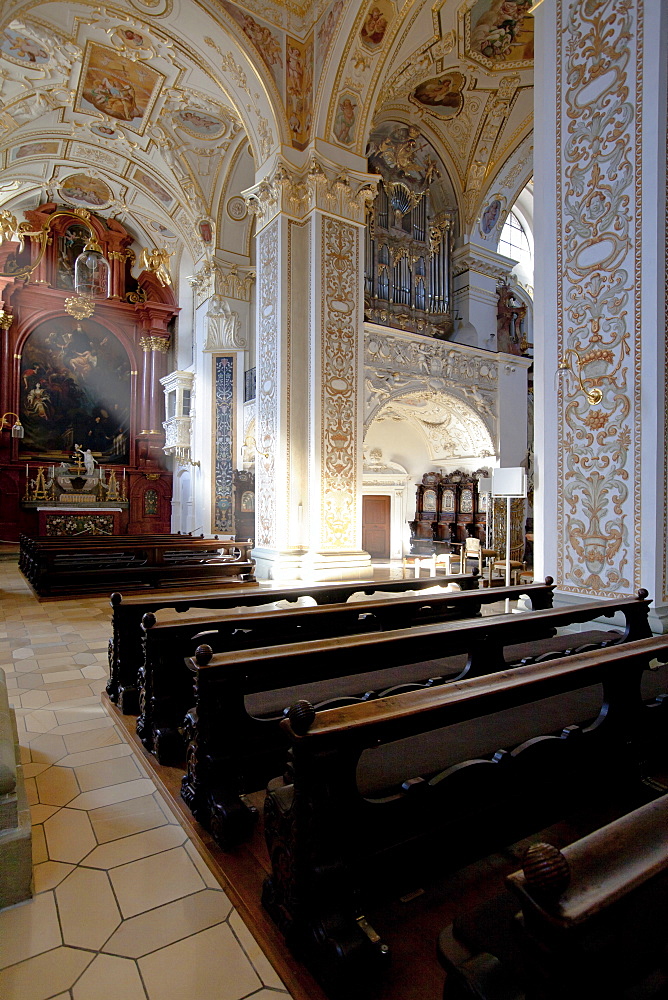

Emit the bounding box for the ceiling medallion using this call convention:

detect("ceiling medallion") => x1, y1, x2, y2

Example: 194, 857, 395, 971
227, 196, 248, 222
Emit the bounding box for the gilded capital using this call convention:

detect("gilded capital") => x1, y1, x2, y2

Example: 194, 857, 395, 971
243, 154, 379, 229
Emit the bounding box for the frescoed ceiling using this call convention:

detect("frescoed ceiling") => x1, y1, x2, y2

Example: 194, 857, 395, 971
0, 0, 534, 265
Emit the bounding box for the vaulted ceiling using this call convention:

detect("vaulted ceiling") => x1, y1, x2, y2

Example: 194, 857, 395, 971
0, 0, 534, 275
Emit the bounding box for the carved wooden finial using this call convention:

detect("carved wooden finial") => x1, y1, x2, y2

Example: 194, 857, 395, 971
522, 842, 570, 898
194, 644, 213, 665
110, 592, 122, 607
545, 576, 554, 586
142, 612, 156, 631
637, 588, 649, 601
287, 700, 316, 736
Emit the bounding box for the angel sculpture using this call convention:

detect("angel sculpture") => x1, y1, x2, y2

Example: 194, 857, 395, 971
139, 247, 174, 287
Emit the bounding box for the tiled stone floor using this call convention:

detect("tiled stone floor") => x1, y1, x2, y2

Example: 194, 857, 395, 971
0, 561, 292, 1000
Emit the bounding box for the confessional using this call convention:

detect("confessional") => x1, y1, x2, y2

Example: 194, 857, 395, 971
409, 471, 487, 556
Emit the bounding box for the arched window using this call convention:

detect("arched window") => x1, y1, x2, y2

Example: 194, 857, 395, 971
498, 211, 531, 263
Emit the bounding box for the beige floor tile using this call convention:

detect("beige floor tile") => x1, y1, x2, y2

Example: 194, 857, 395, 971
249, 991, 292, 999
24, 776, 38, 805
81, 665, 107, 679
53, 707, 106, 727
103, 888, 232, 959
89, 794, 170, 844
35, 766, 80, 806
32, 823, 48, 864
0, 891, 62, 967
54, 717, 115, 737
13, 659, 39, 672
35, 656, 77, 669
110, 846, 205, 918
58, 743, 134, 769
44, 807, 97, 863
72, 652, 97, 665
184, 840, 226, 890
19, 690, 51, 710
229, 910, 286, 991
30, 803, 59, 825
67, 777, 155, 812
83, 824, 187, 869
72, 953, 147, 1000
0, 946, 94, 1000
13, 647, 36, 659
138, 923, 261, 1000
33, 860, 76, 893
63, 726, 122, 754
46, 685, 94, 704
24, 709, 58, 734
56, 868, 121, 950
73, 755, 142, 792
27, 733, 68, 763
23, 761, 50, 779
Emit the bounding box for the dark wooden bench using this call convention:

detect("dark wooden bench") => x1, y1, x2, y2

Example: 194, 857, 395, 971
107, 571, 481, 713
19, 533, 255, 596
180, 591, 651, 849
139, 579, 557, 765
261, 635, 668, 994
438, 793, 668, 999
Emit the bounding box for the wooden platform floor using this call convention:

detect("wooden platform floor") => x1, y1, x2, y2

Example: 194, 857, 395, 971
107, 697, 665, 1000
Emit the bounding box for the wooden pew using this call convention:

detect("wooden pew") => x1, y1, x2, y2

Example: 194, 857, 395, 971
437, 793, 668, 1000
139, 579, 557, 765
180, 591, 651, 849
107, 571, 482, 713
261, 635, 668, 994
19, 532, 255, 596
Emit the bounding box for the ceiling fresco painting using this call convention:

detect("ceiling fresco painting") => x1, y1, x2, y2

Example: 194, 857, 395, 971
0, 0, 534, 271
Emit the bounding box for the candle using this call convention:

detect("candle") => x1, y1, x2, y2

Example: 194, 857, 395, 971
123, 468, 126, 480
25, 464, 28, 479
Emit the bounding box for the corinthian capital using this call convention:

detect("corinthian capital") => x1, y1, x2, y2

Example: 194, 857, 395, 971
243, 153, 379, 229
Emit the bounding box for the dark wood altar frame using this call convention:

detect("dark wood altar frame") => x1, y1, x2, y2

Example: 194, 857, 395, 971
0, 203, 179, 540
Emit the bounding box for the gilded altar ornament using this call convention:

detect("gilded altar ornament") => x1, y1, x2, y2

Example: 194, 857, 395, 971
64, 294, 96, 320
139, 247, 173, 286
0, 208, 111, 303
557, 349, 603, 406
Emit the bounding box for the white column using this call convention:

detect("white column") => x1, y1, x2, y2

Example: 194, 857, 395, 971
245, 153, 378, 580
534, 0, 668, 628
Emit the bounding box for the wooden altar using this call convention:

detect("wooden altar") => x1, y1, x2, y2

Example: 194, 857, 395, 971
0, 203, 178, 540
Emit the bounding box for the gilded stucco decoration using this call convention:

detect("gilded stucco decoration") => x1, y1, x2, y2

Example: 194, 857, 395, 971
557, 0, 640, 596
256, 220, 279, 549
189, 260, 255, 306
364, 327, 498, 442
320, 217, 360, 550
244, 155, 377, 229
373, 390, 496, 461
203, 295, 247, 351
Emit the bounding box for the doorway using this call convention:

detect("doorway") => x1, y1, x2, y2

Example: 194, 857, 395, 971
362, 494, 391, 558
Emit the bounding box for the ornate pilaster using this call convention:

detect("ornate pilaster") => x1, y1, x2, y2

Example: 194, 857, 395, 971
246, 153, 378, 580
534, 0, 667, 623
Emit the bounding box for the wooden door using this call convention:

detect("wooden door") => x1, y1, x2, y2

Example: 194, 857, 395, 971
362, 495, 391, 558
